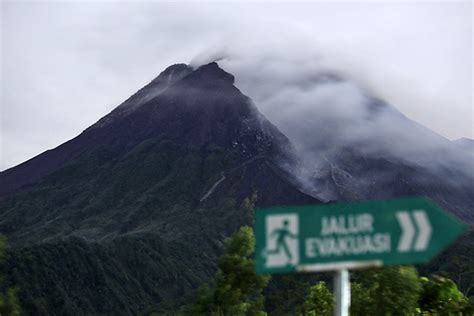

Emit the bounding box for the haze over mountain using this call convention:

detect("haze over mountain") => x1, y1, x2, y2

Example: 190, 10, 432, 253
0, 62, 472, 314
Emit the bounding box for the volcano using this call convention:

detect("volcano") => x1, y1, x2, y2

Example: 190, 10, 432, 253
0, 62, 320, 314
0, 62, 472, 315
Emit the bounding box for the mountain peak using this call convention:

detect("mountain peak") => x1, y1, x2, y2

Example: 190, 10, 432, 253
184, 62, 235, 85
151, 63, 193, 85
453, 137, 474, 152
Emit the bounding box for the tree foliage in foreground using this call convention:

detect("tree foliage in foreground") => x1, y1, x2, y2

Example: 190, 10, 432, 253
190, 227, 473, 316
352, 266, 421, 315
301, 267, 473, 316
193, 226, 270, 315
419, 275, 474, 315
265, 275, 315, 315
302, 281, 334, 316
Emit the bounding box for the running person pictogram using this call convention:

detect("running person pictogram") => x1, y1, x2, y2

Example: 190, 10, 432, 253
264, 219, 298, 263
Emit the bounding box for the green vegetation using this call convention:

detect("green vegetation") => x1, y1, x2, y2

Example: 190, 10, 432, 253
422, 229, 474, 297
0, 139, 249, 315
1, 136, 473, 315
193, 226, 270, 315
265, 275, 317, 315
351, 266, 422, 315
302, 282, 333, 316
190, 227, 474, 316
0, 132, 316, 315
419, 275, 473, 315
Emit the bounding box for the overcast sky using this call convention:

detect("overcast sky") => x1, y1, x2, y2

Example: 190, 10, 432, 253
1, 1, 472, 171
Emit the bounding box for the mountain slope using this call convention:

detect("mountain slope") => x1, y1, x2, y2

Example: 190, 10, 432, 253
272, 76, 474, 224
0, 62, 320, 315
0, 64, 193, 197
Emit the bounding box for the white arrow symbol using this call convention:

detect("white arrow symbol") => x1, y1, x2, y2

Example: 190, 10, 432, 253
396, 211, 415, 252
413, 210, 432, 251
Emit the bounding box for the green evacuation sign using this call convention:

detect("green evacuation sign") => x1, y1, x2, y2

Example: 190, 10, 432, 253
255, 198, 466, 274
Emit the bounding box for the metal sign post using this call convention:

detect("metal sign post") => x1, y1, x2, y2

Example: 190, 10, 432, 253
334, 269, 350, 316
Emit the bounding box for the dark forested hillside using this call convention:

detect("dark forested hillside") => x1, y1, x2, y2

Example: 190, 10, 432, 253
0, 63, 320, 315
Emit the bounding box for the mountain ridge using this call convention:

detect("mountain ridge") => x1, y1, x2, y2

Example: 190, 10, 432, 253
0, 62, 253, 197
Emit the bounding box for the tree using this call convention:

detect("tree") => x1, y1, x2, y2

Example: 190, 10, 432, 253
350, 282, 373, 316
190, 224, 473, 316
265, 275, 311, 315
193, 226, 270, 316
419, 275, 473, 315
302, 281, 334, 316
351, 266, 421, 315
